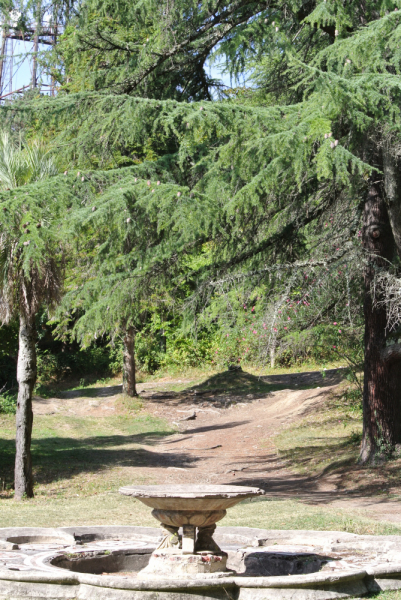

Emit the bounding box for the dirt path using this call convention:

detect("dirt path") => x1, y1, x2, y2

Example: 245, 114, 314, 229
32, 369, 401, 525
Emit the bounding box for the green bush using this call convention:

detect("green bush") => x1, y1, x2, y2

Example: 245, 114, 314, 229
0, 391, 17, 414
162, 336, 214, 369
36, 345, 123, 382
135, 331, 163, 373
276, 325, 363, 368
134, 324, 215, 373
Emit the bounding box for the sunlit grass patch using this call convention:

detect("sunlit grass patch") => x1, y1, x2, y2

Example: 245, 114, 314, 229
272, 382, 362, 476
0, 412, 175, 499
272, 382, 401, 496
273, 410, 362, 476
225, 497, 401, 536
1, 493, 400, 536
368, 593, 401, 600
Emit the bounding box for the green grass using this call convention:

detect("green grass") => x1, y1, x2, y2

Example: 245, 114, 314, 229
33, 361, 346, 399
1, 402, 398, 535
1, 494, 399, 535
0, 412, 175, 498
271, 382, 401, 500
272, 381, 363, 478
224, 497, 401, 535
1, 366, 399, 543
146, 360, 347, 381
273, 406, 362, 477
35, 375, 124, 399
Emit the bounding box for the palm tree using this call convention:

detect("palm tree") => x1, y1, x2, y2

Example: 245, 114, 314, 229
0, 130, 61, 499
0, 131, 58, 190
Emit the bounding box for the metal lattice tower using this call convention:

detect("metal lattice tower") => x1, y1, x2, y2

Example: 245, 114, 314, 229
0, 6, 60, 100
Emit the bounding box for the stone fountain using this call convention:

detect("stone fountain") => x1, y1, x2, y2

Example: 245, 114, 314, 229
3, 484, 401, 599
119, 484, 264, 578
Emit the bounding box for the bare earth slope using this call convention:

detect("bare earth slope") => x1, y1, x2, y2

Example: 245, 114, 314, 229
32, 369, 401, 525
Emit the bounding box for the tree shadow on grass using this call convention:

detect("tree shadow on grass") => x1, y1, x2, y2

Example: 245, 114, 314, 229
173, 368, 345, 403
36, 368, 346, 404
138, 370, 276, 406
258, 368, 345, 389
227, 431, 391, 502
276, 439, 358, 477
0, 430, 202, 489
188, 370, 277, 395
55, 385, 123, 399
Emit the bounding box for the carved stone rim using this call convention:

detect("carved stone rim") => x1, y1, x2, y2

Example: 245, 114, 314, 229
119, 484, 264, 499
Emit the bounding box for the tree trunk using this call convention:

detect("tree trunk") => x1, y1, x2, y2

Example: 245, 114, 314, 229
122, 326, 137, 397
31, 4, 41, 89
359, 181, 399, 463
0, 27, 8, 96
270, 347, 275, 369
382, 145, 401, 451
159, 329, 167, 354
383, 145, 401, 260
14, 313, 37, 500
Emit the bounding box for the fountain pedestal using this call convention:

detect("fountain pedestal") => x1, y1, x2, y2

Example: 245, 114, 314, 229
119, 484, 263, 578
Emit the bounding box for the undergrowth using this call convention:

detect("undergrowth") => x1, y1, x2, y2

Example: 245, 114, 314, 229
0, 391, 16, 414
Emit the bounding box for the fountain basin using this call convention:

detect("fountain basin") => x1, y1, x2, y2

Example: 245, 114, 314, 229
47, 545, 330, 578
2, 526, 401, 599
119, 484, 263, 562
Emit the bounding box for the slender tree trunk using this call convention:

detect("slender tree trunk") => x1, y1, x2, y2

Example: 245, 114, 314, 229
159, 329, 167, 354
0, 28, 7, 96
270, 347, 275, 369
122, 326, 137, 397
32, 30, 39, 89
359, 181, 398, 463
31, 2, 42, 89
14, 313, 37, 500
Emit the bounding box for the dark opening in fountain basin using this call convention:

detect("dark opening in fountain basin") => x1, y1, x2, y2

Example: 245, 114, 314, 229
50, 548, 153, 575
3, 534, 76, 551
230, 549, 332, 576
49, 547, 334, 577
7, 535, 73, 545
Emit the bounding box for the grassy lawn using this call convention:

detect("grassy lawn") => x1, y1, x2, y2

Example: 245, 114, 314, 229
2, 366, 347, 509
1, 493, 400, 535
158, 365, 347, 398
1, 367, 401, 541
0, 401, 400, 535
0, 411, 175, 500
2, 371, 401, 600
273, 383, 401, 496
273, 389, 362, 477
174, 369, 284, 395
144, 360, 349, 381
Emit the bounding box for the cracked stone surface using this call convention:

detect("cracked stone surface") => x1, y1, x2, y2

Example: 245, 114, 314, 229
2, 526, 401, 599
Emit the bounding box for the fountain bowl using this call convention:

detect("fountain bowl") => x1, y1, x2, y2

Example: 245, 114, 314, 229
119, 484, 264, 511
119, 484, 264, 528
119, 484, 264, 570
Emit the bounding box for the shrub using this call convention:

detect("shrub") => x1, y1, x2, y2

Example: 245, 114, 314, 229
36, 344, 123, 382
0, 391, 17, 414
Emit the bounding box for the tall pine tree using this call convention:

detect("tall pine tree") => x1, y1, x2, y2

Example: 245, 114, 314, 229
5, 0, 401, 465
